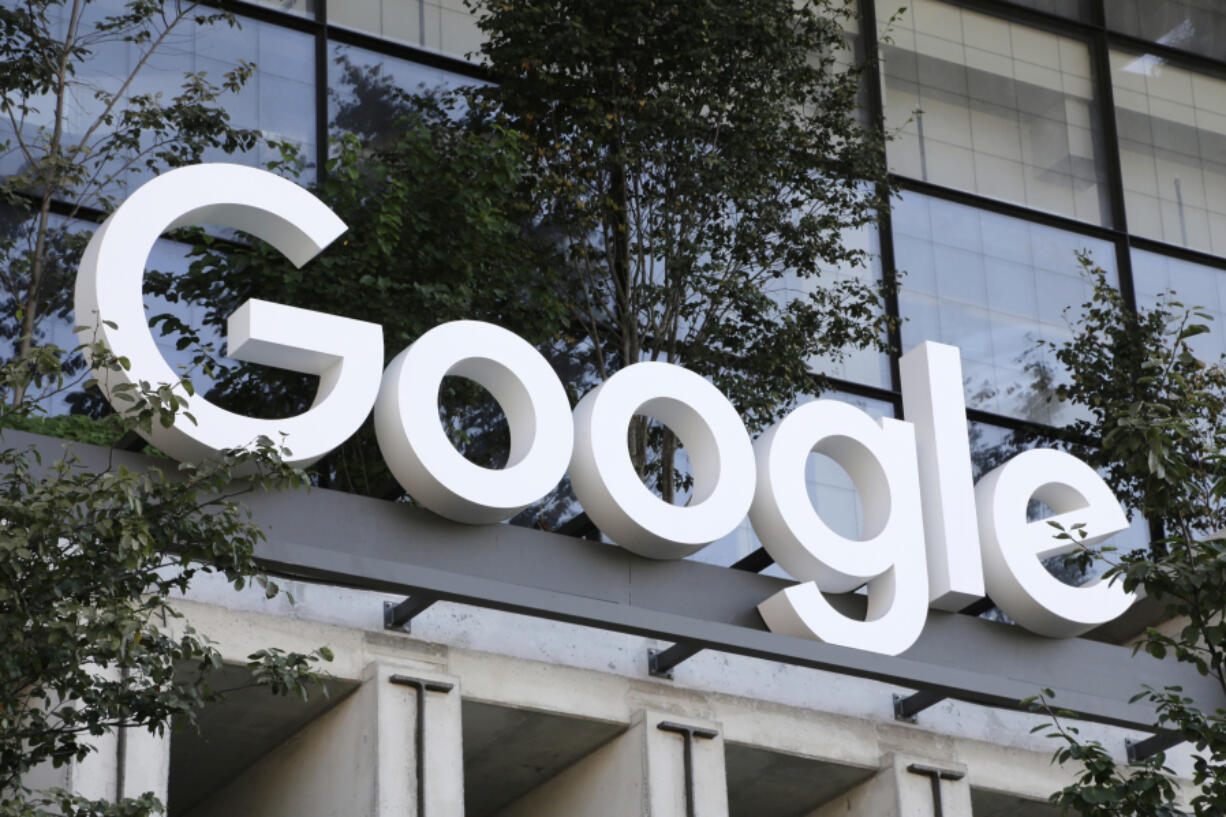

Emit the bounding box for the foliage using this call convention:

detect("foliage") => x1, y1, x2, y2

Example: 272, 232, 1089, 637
158, 59, 569, 501
0, 334, 331, 817
0, 0, 266, 402
468, 0, 894, 498
1029, 254, 1226, 815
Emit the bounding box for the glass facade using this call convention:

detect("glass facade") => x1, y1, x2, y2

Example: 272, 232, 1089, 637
1132, 247, 1226, 360
878, 0, 1110, 224
1003, 0, 1092, 20
893, 191, 1116, 425
0, 3, 317, 197
1107, 0, 1226, 64
701, 393, 895, 576
328, 41, 476, 143
10, 0, 1226, 575
1112, 50, 1226, 255
329, 0, 483, 59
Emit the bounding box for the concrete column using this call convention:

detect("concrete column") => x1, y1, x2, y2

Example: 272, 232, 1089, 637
119, 723, 172, 804
186, 661, 463, 817
45, 666, 171, 807
496, 709, 728, 817
21, 719, 169, 808
371, 662, 465, 817
807, 752, 971, 817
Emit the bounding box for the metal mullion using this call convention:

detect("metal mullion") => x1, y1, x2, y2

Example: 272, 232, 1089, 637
964, 405, 1073, 439
892, 176, 1124, 244
944, 0, 1099, 38
1085, 0, 1138, 314
817, 373, 901, 409
324, 21, 490, 82
858, 0, 906, 410
1105, 31, 1226, 84
314, 0, 329, 179
207, 0, 321, 34
1129, 236, 1226, 273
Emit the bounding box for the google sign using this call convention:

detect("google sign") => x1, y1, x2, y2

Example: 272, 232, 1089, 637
75, 164, 1135, 658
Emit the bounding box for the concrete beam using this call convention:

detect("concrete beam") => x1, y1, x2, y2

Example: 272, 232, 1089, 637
495, 710, 727, 817
8, 430, 1219, 733
807, 753, 971, 817
182, 662, 462, 817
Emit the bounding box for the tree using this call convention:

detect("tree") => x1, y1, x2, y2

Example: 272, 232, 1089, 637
468, 0, 894, 500
0, 0, 269, 404
1030, 255, 1226, 815
157, 58, 569, 501
0, 335, 331, 817
0, 4, 335, 813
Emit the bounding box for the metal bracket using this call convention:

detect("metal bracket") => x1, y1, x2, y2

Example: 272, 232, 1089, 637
893, 689, 948, 723
730, 546, 774, 572
389, 674, 454, 817
906, 763, 965, 817
384, 596, 436, 632
648, 643, 703, 679
658, 721, 719, 817
1126, 732, 1183, 763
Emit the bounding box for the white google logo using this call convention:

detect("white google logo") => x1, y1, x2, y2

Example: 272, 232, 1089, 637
75, 164, 1135, 657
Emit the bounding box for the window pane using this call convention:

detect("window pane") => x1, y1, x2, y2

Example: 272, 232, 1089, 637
893, 192, 1117, 425
878, 0, 1110, 224
969, 421, 1150, 584
1107, 1, 1226, 64
329, 0, 482, 61
0, 4, 317, 200
327, 42, 477, 143
1111, 51, 1226, 256
768, 223, 892, 390
1001, 0, 1092, 20
1131, 248, 1226, 361
698, 394, 896, 575
249, 0, 315, 16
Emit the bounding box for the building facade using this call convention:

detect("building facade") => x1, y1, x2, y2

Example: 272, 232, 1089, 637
15, 0, 1226, 815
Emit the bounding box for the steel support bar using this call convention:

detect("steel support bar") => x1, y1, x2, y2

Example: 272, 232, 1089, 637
1126, 732, 1184, 763
648, 643, 703, 679
12, 431, 1221, 737
658, 722, 718, 817
731, 546, 774, 572
389, 674, 454, 817
384, 596, 436, 631
894, 689, 949, 722
906, 763, 965, 817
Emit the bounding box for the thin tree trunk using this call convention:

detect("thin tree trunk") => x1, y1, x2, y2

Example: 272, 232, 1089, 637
13, 0, 84, 404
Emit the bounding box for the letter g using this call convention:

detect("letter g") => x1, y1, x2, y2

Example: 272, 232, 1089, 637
74, 163, 383, 466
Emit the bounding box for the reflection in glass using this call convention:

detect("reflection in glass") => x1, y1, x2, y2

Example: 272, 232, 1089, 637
250, 0, 316, 16
767, 223, 892, 389
1111, 50, 1226, 256
0, 213, 217, 418
1107, 1, 1226, 64
878, 0, 1110, 224
1132, 248, 1226, 362
692, 394, 895, 578
0, 3, 317, 199
969, 422, 1151, 585
327, 41, 477, 145
893, 192, 1117, 425
1001, 0, 1091, 19
328, 0, 482, 60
